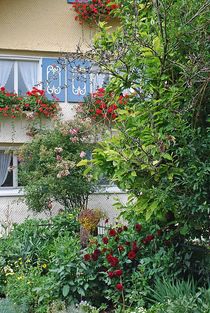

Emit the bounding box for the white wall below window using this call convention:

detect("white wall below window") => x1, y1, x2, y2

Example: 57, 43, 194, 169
0, 192, 127, 234
0, 103, 77, 143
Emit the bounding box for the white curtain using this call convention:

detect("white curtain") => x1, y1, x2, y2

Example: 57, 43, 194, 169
0, 151, 11, 187
0, 60, 13, 87
19, 61, 37, 91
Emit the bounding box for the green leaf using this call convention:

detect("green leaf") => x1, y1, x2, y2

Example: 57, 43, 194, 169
77, 159, 88, 167
146, 201, 159, 221
162, 153, 173, 161
62, 285, 70, 297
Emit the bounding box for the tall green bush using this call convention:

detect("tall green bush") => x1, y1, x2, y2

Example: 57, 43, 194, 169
85, 0, 210, 239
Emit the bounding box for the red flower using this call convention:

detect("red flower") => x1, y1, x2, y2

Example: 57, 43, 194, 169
106, 254, 119, 267
95, 109, 103, 115
135, 223, 142, 232
108, 271, 114, 278
92, 251, 99, 261
116, 283, 123, 291
132, 241, 138, 253
84, 254, 91, 261
142, 234, 154, 245
117, 227, 123, 233
102, 237, 109, 244
157, 229, 163, 236
118, 245, 125, 252
128, 250, 136, 260
114, 269, 123, 277
94, 249, 101, 256
109, 229, 117, 237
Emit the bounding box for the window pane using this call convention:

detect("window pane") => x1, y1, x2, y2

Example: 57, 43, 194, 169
2, 62, 14, 92
18, 61, 38, 94
18, 68, 28, 95
0, 154, 13, 187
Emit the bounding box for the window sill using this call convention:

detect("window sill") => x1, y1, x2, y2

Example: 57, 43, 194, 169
0, 188, 24, 197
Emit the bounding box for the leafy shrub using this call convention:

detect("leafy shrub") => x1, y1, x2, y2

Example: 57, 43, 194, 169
0, 212, 79, 295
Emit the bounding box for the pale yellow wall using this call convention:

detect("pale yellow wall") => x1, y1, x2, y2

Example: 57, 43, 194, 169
0, 0, 94, 53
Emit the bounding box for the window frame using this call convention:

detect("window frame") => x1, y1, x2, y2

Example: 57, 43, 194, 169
0, 55, 42, 94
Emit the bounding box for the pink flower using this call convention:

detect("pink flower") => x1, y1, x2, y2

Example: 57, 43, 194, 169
70, 136, 78, 143
69, 128, 78, 135
80, 151, 86, 158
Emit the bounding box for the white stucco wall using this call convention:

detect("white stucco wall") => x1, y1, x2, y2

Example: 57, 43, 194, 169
0, 103, 76, 144
0, 191, 127, 234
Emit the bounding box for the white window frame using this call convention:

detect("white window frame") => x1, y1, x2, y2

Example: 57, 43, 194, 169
0, 54, 42, 93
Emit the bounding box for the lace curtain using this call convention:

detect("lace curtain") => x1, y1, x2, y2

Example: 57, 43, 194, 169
0, 60, 13, 87
0, 151, 11, 187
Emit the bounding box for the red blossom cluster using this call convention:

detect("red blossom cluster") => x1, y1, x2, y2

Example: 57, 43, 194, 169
72, 0, 119, 24
0, 86, 59, 119
79, 87, 128, 124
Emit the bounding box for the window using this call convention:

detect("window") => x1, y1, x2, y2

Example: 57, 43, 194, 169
0, 149, 18, 189
0, 58, 40, 95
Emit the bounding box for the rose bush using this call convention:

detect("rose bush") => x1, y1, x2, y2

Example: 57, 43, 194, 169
81, 221, 176, 310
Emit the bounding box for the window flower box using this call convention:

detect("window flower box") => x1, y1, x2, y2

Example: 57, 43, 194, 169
0, 87, 60, 120
72, 0, 119, 24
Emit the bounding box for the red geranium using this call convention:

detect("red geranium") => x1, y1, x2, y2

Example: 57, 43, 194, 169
72, 0, 119, 24
77, 87, 128, 124
114, 269, 123, 277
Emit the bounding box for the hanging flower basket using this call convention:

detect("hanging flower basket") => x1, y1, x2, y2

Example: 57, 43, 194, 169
72, 0, 119, 24
0, 86, 60, 120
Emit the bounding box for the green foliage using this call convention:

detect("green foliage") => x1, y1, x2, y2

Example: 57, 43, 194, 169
19, 119, 95, 212
0, 212, 79, 296
89, 0, 210, 239
0, 298, 28, 313
146, 278, 210, 313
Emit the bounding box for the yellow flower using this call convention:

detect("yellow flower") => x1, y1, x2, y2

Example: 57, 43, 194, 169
42, 263, 47, 269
